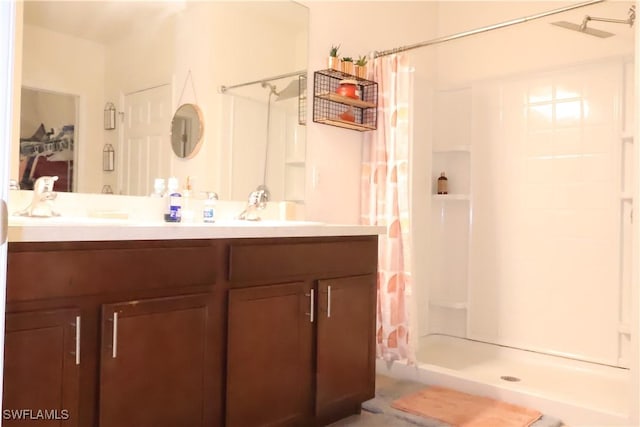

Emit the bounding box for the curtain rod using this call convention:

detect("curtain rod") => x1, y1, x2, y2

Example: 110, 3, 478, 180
374, 0, 605, 58
219, 69, 306, 93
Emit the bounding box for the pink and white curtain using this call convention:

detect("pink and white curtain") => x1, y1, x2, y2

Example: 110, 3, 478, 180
361, 54, 413, 363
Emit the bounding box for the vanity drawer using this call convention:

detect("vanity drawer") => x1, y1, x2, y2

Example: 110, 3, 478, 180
228, 236, 378, 285
7, 241, 221, 302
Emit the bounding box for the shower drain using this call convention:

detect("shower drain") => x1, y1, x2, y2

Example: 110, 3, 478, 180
500, 375, 521, 382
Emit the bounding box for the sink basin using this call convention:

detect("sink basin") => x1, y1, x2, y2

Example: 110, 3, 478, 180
214, 220, 324, 227
9, 215, 137, 226
9, 216, 324, 227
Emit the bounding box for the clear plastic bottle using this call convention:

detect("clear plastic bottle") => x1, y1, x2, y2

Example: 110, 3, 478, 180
182, 176, 194, 223
203, 192, 218, 223
164, 177, 182, 222
151, 178, 165, 197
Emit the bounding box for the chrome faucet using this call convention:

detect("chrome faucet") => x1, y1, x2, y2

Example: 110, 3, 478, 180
237, 185, 270, 221
16, 176, 60, 217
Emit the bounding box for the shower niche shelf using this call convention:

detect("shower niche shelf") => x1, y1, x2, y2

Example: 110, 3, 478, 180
313, 69, 378, 132
428, 87, 473, 338
432, 194, 470, 201
429, 300, 468, 310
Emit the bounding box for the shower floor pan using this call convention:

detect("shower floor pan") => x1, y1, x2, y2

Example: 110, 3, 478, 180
376, 334, 631, 426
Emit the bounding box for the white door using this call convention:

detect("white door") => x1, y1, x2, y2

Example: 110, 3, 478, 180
0, 0, 17, 413
121, 84, 172, 196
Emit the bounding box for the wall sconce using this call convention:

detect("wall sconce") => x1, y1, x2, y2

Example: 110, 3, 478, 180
103, 144, 115, 171
104, 102, 116, 130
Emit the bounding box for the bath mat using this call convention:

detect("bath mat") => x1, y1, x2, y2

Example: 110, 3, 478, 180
391, 386, 542, 427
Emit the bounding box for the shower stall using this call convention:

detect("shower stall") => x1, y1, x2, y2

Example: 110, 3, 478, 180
220, 72, 307, 205
377, 1, 638, 425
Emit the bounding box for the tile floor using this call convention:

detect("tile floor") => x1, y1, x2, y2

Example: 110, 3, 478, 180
328, 375, 433, 427
329, 410, 418, 427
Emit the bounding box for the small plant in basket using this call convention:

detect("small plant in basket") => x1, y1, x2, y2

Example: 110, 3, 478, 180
341, 56, 354, 75
355, 55, 368, 79
328, 44, 341, 71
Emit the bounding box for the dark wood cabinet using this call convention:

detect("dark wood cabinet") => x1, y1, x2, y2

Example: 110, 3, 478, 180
4, 240, 221, 427
99, 294, 210, 427
4, 235, 378, 427
226, 282, 314, 427
3, 308, 80, 427
226, 237, 378, 426
316, 276, 376, 422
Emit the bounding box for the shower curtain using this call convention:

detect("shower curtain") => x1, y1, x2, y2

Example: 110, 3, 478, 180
361, 54, 413, 363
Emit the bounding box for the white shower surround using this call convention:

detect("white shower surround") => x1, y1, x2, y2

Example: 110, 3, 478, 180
414, 56, 634, 426
430, 59, 632, 367
398, 1, 639, 425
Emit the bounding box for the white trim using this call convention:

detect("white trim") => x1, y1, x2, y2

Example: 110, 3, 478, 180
0, 0, 17, 413
630, 2, 640, 423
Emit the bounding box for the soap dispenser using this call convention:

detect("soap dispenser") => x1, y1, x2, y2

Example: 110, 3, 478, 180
164, 177, 182, 222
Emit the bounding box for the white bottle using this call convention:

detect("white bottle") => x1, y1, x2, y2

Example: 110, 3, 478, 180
165, 177, 182, 223
203, 192, 218, 223
151, 178, 165, 197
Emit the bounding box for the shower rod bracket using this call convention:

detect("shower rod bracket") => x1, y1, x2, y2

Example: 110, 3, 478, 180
582, 4, 636, 30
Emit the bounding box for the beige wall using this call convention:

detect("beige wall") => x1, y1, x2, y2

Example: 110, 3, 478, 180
303, 1, 438, 223
434, 1, 635, 87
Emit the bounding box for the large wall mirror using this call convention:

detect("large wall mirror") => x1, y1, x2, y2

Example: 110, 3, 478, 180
17, 1, 309, 198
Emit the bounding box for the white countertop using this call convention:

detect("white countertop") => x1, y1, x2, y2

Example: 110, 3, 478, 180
7, 191, 384, 242
8, 217, 385, 242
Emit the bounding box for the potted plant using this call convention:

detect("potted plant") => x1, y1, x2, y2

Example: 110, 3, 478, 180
328, 44, 340, 71
355, 55, 368, 79
341, 57, 354, 75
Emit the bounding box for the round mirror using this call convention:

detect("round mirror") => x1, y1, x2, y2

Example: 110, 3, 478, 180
170, 103, 204, 159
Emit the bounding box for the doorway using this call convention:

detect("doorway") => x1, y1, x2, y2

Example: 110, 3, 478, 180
19, 87, 77, 192
121, 84, 172, 196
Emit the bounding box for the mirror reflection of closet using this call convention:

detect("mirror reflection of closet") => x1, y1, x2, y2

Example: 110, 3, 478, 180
19, 87, 77, 192
170, 103, 204, 159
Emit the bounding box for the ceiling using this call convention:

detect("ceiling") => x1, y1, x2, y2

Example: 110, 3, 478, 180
23, 1, 186, 45
23, 1, 307, 45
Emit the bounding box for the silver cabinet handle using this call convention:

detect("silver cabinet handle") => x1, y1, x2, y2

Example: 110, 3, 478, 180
327, 285, 332, 318
75, 316, 81, 365
305, 289, 314, 323
112, 312, 118, 358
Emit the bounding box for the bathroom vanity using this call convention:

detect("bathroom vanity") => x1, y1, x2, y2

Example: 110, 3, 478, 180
4, 221, 381, 427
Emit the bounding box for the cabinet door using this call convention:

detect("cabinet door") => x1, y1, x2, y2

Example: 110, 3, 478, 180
227, 282, 313, 427
3, 308, 81, 427
316, 275, 376, 418
99, 294, 209, 427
